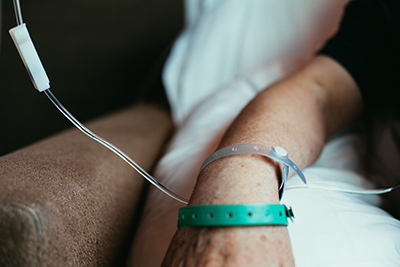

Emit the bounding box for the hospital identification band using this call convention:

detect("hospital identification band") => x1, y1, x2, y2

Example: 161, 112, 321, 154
178, 203, 294, 227
199, 144, 307, 200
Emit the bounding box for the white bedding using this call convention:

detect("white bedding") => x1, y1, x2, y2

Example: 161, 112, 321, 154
129, 1, 400, 266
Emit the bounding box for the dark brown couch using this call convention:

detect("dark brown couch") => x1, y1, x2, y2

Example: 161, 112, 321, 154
0, 0, 183, 265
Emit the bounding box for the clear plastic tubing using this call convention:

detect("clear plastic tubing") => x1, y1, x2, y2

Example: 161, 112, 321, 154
9, 0, 184, 204
43, 89, 190, 204
198, 144, 400, 196
13, 0, 24, 26
12, 0, 399, 203
43, 89, 400, 201
285, 183, 400, 195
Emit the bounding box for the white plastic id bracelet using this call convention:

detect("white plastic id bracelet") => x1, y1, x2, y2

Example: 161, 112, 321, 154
199, 144, 307, 199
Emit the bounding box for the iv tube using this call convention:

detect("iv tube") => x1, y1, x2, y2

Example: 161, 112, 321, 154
11, 0, 399, 203
43, 87, 400, 200
286, 183, 400, 195
43, 88, 400, 201
13, 0, 24, 26
43, 89, 190, 204
42, 88, 400, 201
9, 0, 184, 204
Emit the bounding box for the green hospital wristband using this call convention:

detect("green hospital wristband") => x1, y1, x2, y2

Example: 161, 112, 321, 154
178, 203, 294, 227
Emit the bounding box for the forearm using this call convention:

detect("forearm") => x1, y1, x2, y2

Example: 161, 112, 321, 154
190, 55, 362, 205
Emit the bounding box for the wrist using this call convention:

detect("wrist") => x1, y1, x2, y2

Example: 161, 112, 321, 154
178, 203, 293, 227
189, 153, 281, 205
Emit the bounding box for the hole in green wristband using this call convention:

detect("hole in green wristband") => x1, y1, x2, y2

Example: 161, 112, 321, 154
178, 204, 293, 227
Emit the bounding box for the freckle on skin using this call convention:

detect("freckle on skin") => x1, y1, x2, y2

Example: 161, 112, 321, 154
256, 183, 261, 187
241, 165, 244, 167
260, 234, 267, 242
314, 77, 325, 88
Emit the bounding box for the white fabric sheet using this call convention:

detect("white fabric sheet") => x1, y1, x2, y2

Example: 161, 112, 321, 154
129, 1, 400, 266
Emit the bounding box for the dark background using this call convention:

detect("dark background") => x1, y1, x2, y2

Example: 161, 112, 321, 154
0, 0, 183, 156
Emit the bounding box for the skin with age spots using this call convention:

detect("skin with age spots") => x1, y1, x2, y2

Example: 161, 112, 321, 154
162, 56, 362, 267
163, 226, 293, 266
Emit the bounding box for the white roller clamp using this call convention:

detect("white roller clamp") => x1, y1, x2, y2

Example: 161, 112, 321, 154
9, 24, 50, 92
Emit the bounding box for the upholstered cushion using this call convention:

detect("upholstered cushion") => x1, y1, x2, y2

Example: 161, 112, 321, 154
0, 105, 172, 266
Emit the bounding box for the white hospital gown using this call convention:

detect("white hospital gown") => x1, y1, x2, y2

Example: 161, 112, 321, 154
127, 1, 400, 266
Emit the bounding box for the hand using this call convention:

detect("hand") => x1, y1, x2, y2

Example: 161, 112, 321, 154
162, 224, 294, 266
161, 154, 294, 266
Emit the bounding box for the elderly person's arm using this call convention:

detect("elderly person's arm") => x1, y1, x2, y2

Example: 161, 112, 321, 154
162, 55, 362, 266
